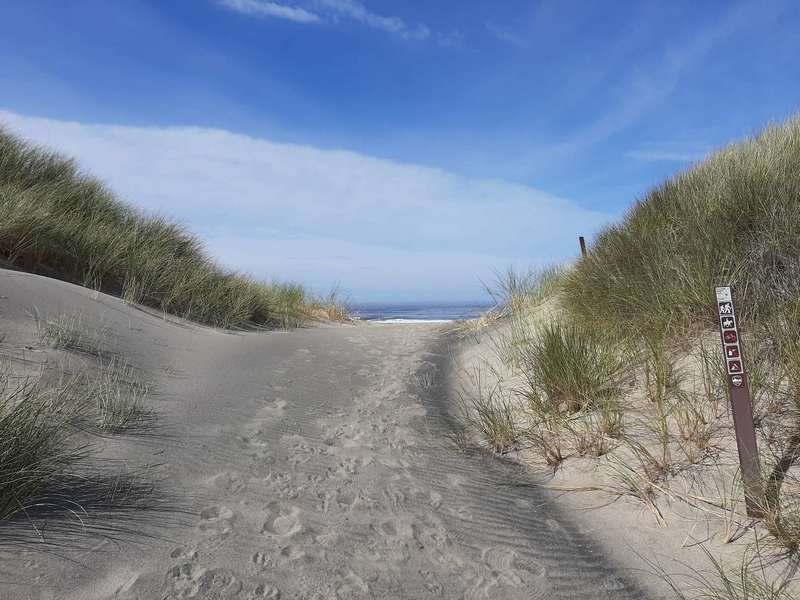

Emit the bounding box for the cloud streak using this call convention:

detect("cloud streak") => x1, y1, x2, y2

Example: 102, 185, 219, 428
219, 0, 458, 44
485, 22, 528, 48
0, 110, 609, 300
220, 0, 321, 24
626, 150, 703, 163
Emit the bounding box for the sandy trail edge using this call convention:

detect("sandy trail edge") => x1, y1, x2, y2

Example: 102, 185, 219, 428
449, 308, 800, 600
1, 269, 649, 599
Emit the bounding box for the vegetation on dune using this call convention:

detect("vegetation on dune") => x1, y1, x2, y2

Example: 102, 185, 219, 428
461, 115, 800, 597
562, 115, 800, 337
0, 372, 86, 523
0, 313, 172, 544
0, 127, 313, 328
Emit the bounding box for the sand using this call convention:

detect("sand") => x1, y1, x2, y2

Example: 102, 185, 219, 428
449, 302, 800, 600
0, 268, 652, 599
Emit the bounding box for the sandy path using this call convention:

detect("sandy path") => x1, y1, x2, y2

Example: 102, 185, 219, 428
0, 270, 648, 599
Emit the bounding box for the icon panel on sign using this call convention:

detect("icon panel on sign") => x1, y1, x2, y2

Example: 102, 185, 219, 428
720, 316, 736, 330
728, 360, 743, 374
718, 302, 734, 315
723, 330, 738, 344
725, 345, 740, 358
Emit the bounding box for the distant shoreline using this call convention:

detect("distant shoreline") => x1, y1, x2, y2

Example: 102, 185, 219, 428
350, 301, 492, 323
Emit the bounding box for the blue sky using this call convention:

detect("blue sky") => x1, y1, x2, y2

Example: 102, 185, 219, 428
1, 0, 799, 301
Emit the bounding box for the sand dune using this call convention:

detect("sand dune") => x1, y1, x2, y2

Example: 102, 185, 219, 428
0, 269, 649, 599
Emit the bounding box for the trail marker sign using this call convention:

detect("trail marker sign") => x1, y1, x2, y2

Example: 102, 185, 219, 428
715, 287, 764, 517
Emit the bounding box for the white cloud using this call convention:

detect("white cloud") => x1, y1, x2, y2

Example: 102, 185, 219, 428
626, 150, 703, 163
625, 140, 711, 163
219, 0, 321, 24
485, 22, 528, 48
316, 0, 404, 33
0, 110, 609, 300
219, 0, 448, 44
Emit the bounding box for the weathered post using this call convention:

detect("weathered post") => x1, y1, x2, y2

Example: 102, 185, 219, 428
579, 236, 587, 258
715, 286, 765, 517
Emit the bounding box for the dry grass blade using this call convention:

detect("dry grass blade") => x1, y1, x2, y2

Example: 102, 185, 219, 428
85, 359, 157, 434
37, 313, 111, 358
457, 365, 519, 454
645, 542, 798, 600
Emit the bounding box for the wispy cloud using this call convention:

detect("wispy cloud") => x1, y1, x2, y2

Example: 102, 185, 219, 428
626, 150, 704, 163
485, 22, 528, 48
219, 0, 457, 45
220, 0, 321, 24
317, 0, 405, 33
507, 1, 780, 178
625, 140, 711, 163
0, 110, 609, 300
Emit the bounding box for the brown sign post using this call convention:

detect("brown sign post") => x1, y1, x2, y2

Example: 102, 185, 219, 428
715, 286, 764, 517
579, 236, 587, 257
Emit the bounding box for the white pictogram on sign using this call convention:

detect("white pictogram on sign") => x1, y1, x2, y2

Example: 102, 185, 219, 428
719, 302, 733, 315
721, 316, 735, 329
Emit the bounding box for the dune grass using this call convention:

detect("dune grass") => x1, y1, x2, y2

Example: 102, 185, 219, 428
650, 543, 798, 600
515, 319, 628, 415
0, 358, 170, 545
37, 312, 111, 357
84, 359, 156, 434
461, 116, 800, 598
485, 265, 564, 317
0, 370, 87, 523
0, 127, 311, 328
457, 365, 519, 454
562, 115, 800, 338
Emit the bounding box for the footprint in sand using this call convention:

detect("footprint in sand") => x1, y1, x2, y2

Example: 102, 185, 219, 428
210, 471, 246, 494
334, 569, 369, 598
480, 546, 545, 589
249, 582, 282, 599
420, 570, 444, 596
545, 517, 570, 537
165, 563, 243, 599
278, 544, 306, 562
197, 505, 236, 544
251, 551, 273, 571
261, 505, 302, 538
169, 546, 199, 562
262, 398, 287, 414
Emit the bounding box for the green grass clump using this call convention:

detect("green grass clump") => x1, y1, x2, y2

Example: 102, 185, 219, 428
0, 128, 310, 328
0, 372, 86, 522
562, 114, 800, 337
86, 359, 155, 434
517, 319, 627, 414
457, 365, 519, 454
38, 313, 110, 357
486, 265, 565, 317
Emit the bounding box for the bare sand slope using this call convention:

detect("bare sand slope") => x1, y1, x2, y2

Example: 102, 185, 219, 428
0, 269, 648, 599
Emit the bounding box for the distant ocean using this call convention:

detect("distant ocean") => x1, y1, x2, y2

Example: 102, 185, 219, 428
350, 302, 493, 323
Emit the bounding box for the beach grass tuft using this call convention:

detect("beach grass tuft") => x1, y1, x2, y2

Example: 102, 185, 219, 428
38, 312, 111, 357
485, 265, 564, 317
0, 369, 88, 523
515, 319, 627, 415
458, 365, 519, 454
85, 359, 156, 434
